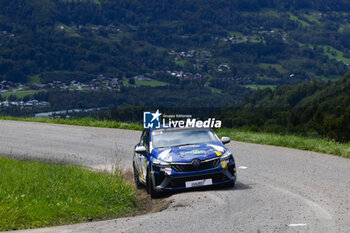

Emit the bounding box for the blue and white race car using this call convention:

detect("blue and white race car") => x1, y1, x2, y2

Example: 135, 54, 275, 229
133, 127, 237, 198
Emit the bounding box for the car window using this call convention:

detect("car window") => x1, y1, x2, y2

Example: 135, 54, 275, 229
152, 128, 218, 148
142, 130, 150, 151
140, 130, 146, 144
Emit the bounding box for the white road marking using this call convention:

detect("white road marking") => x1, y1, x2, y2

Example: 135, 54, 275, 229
238, 166, 248, 169
288, 223, 307, 227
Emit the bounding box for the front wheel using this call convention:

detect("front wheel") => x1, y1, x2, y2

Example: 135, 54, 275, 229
133, 163, 143, 189
147, 169, 161, 198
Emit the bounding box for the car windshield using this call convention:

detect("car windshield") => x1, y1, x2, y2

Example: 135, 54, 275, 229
152, 128, 218, 148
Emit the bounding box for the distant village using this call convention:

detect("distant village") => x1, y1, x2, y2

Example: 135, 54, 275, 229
33, 74, 122, 91
0, 99, 49, 108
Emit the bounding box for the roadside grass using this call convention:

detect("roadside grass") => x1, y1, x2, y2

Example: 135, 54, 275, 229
0, 157, 138, 231
0, 116, 143, 131
216, 129, 350, 159
1, 117, 349, 158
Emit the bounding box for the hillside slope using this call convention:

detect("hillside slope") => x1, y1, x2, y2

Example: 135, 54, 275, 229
0, 0, 350, 88
221, 72, 350, 141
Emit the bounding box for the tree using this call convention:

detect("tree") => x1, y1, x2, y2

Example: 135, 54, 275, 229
5, 70, 27, 83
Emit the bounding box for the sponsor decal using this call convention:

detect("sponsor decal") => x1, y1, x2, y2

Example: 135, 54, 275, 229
208, 144, 225, 153
158, 149, 172, 161
221, 160, 229, 168
180, 149, 206, 157
160, 167, 172, 175
143, 109, 222, 129
215, 151, 222, 156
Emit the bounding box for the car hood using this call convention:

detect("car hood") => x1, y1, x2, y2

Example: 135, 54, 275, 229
151, 141, 227, 163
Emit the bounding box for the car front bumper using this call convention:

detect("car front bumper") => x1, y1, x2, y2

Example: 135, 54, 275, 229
151, 161, 236, 191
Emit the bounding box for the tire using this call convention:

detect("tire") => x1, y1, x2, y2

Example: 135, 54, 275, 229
133, 163, 143, 189
226, 180, 235, 188
147, 169, 162, 198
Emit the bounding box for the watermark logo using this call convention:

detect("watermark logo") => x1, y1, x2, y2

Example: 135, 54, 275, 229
143, 110, 162, 129
143, 110, 222, 129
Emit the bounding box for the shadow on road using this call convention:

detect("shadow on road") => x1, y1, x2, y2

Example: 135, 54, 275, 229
155, 181, 253, 199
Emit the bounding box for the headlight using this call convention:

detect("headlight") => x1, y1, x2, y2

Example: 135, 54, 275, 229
152, 158, 171, 166
220, 151, 232, 161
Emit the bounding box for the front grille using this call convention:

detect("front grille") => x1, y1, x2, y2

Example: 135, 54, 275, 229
172, 158, 220, 172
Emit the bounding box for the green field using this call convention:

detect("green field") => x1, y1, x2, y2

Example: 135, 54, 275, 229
1, 90, 40, 99
258, 63, 287, 73
216, 129, 350, 159
1, 117, 349, 159
245, 84, 276, 90
122, 78, 167, 87
315, 75, 341, 81
288, 13, 310, 27
174, 60, 186, 67
321, 45, 350, 64
0, 157, 138, 231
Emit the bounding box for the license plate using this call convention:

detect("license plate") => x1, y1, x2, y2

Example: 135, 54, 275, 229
185, 178, 213, 188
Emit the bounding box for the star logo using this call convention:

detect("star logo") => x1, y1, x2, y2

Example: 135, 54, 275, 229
143, 110, 162, 129
151, 109, 162, 122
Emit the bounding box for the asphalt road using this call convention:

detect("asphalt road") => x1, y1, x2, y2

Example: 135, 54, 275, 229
1, 120, 350, 233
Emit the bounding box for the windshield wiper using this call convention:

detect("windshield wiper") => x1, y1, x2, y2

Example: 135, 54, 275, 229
172, 143, 198, 147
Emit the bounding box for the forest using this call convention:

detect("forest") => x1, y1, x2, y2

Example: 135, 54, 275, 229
1, 0, 350, 142
1, 0, 350, 87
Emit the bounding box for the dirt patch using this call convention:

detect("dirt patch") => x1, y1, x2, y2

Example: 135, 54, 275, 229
124, 169, 171, 216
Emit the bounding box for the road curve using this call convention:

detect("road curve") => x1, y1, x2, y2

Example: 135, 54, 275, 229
1, 120, 350, 233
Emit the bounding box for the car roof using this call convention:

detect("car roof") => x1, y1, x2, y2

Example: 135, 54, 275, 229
149, 127, 212, 132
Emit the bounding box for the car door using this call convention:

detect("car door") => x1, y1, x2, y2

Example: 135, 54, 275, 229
135, 130, 149, 182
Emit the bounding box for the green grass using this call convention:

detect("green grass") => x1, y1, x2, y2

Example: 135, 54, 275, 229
228, 31, 244, 37
315, 75, 341, 82
28, 75, 41, 84
258, 63, 287, 73
0, 116, 143, 131
134, 79, 167, 87
55, 23, 81, 38
1, 90, 40, 99
1, 117, 350, 159
321, 45, 350, 64
216, 129, 350, 159
302, 13, 320, 24
245, 84, 276, 90
0, 157, 138, 231
288, 13, 310, 27
122, 78, 167, 87
174, 60, 186, 67
204, 81, 222, 94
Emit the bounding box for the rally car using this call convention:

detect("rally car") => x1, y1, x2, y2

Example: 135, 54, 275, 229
133, 127, 237, 198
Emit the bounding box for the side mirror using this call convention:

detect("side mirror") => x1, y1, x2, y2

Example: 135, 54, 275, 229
221, 137, 231, 145
135, 145, 147, 154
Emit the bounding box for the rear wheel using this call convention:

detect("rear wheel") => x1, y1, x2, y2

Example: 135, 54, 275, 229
147, 169, 161, 198
133, 163, 143, 189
